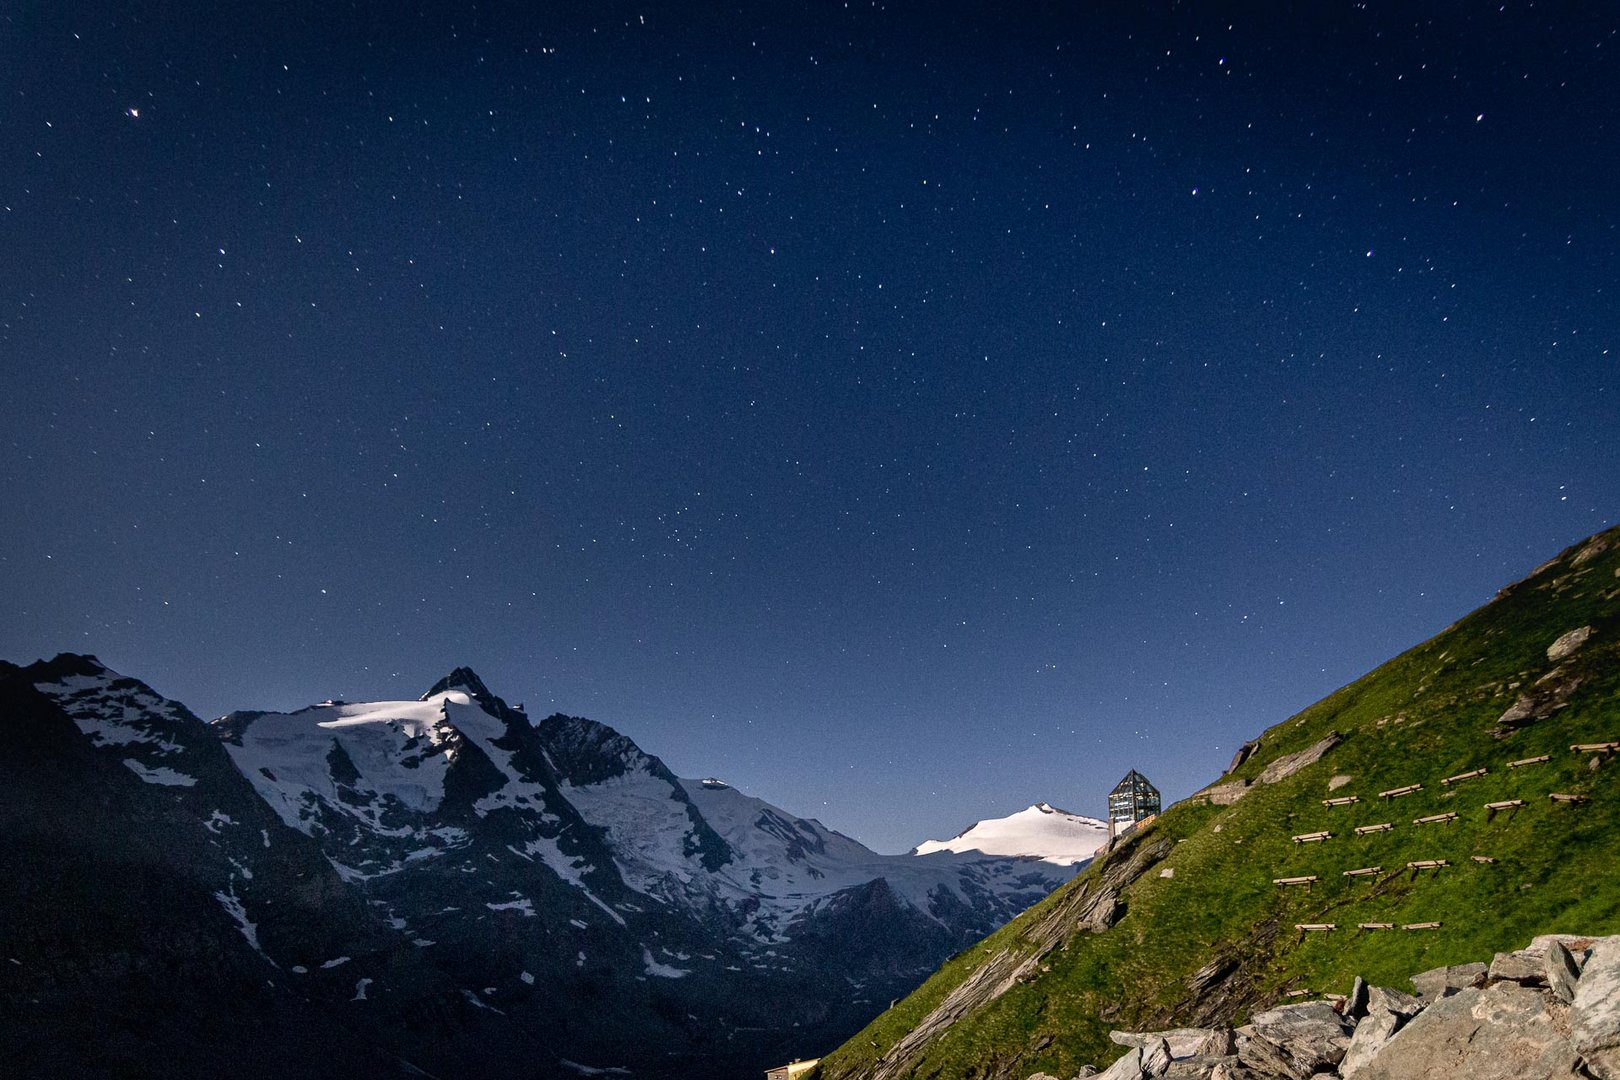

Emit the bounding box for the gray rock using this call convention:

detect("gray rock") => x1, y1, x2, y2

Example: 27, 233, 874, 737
1248, 1001, 1352, 1074
1409, 962, 1486, 1001
1141, 1037, 1173, 1077
1233, 1032, 1300, 1079
1196, 1029, 1236, 1057
1571, 936, 1620, 1078
1097, 1047, 1144, 1080
1163, 1058, 1239, 1080
1209, 1066, 1268, 1080
1354, 983, 1584, 1079
1339, 1005, 1399, 1078
1187, 957, 1239, 995
1201, 780, 1250, 806
1367, 986, 1424, 1018
1546, 939, 1581, 1004
1027, 1073, 1063, 1080
1111, 1030, 1228, 1060
1347, 975, 1369, 1018
1529, 933, 1598, 970
1075, 1069, 1100, 1078
1227, 740, 1259, 773
1547, 626, 1593, 662
1257, 732, 1342, 785
1487, 949, 1546, 986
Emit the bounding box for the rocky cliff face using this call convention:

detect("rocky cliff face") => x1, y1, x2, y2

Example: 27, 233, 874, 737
0, 655, 1081, 1080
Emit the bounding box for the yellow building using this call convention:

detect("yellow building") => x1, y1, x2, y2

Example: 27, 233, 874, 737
765, 1059, 819, 1080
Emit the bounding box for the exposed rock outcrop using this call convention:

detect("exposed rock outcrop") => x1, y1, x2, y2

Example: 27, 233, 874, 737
1258, 733, 1342, 785
1571, 937, 1620, 1079
1197, 733, 1342, 807
1547, 626, 1595, 662
1094, 934, 1617, 1080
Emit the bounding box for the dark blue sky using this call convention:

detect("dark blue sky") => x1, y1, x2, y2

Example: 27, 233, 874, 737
3, 2, 1615, 852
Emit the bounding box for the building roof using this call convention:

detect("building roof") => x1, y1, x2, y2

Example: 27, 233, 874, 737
1110, 769, 1159, 797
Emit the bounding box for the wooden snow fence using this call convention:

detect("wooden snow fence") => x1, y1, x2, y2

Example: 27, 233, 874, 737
1295, 923, 1335, 932
1507, 755, 1550, 768
1441, 768, 1487, 786
1322, 796, 1360, 807
1274, 875, 1318, 889
1485, 799, 1524, 822
1571, 741, 1620, 755
1471, 855, 1497, 864
1406, 860, 1448, 875
1412, 812, 1459, 826
1548, 793, 1591, 805
1402, 922, 1443, 931
1355, 823, 1394, 836
1291, 831, 1333, 844
1358, 922, 1395, 930
1378, 784, 1422, 800
1343, 866, 1381, 879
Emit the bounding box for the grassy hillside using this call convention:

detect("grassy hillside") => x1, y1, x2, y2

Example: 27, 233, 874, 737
818, 523, 1620, 1080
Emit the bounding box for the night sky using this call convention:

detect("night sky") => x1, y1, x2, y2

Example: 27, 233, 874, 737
3, 2, 1616, 853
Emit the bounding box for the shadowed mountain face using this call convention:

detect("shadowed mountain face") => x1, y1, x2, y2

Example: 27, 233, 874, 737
817, 523, 1620, 1080
0, 657, 1080, 1080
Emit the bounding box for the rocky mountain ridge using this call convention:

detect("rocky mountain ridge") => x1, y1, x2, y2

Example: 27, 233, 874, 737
1, 654, 1091, 1080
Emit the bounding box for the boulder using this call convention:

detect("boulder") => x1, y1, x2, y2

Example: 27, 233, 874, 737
1529, 933, 1598, 970
1494, 673, 1583, 732
1111, 1030, 1228, 1060
1027, 1073, 1063, 1080
1487, 949, 1546, 986
1354, 983, 1584, 1079
1546, 626, 1593, 662
1367, 986, 1424, 1018
1142, 1037, 1173, 1077
1571, 936, 1620, 1079
1339, 1004, 1400, 1078
1097, 1047, 1144, 1080
1196, 1029, 1236, 1057
1409, 962, 1486, 1001
1209, 1066, 1270, 1080
1546, 939, 1582, 1004
1346, 975, 1369, 1018
1247, 1001, 1352, 1074
1233, 1032, 1299, 1079
1162, 1058, 1241, 1079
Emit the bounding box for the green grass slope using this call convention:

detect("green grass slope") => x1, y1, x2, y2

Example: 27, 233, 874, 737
818, 523, 1620, 1080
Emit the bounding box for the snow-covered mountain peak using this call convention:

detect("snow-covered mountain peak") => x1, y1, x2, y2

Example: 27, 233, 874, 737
421, 666, 496, 706
911, 801, 1110, 865
26, 654, 213, 788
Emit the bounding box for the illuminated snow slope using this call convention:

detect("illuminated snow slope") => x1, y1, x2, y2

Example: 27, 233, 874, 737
911, 801, 1110, 865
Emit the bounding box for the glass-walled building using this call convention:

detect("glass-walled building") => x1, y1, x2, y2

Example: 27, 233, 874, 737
1107, 769, 1161, 837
